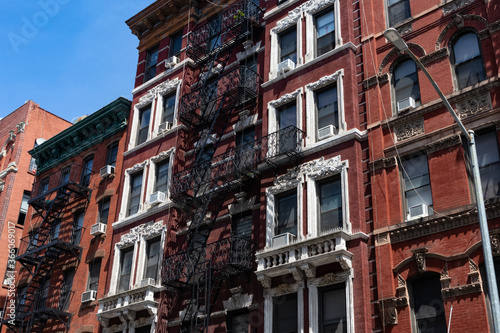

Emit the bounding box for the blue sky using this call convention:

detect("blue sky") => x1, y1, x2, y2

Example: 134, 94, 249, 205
0, 1, 154, 122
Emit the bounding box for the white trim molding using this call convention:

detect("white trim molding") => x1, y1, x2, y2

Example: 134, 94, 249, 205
269, 13, 303, 80
152, 79, 182, 137
267, 88, 303, 145
119, 160, 149, 220
145, 148, 175, 211
263, 282, 305, 333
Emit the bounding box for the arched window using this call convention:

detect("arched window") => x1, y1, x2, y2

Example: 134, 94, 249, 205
393, 59, 420, 113
410, 273, 447, 332
452, 32, 486, 89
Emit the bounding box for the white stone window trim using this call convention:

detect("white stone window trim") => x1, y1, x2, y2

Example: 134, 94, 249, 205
269, 16, 303, 80
135, 222, 166, 288
263, 282, 305, 333
145, 148, 175, 211
119, 160, 149, 220
152, 79, 182, 137
305, 155, 350, 238
108, 221, 165, 295
265, 167, 304, 249
305, 69, 346, 147
304, 0, 342, 63
130, 317, 156, 333
267, 88, 303, 155
307, 271, 354, 333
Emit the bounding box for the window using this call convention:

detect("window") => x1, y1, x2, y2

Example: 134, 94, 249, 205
273, 293, 297, 333
401, 154, 433, 219
410, 274, 447, 332
316, 85, 339, 139
393, 59, 420, 110
39, 177, 49, 196
17, 191, 30, 225
137, 106, 151, 146
236, 126, 255, 169
227, 311, 249, 333
87, 260, 101, 292
128, 172, 143, 216
118, 247, 134, 292
388, 0, 410, 27
318, 176, 342, 232
106, 142, 119, 167
161, 93, 176, 126
276, 190, 297, 236
60, 269, 75, 311
50, 219, 61, 241
452, 32, 485, 89
208, 16, 222, 51
279, 28, 297, 64
39, 279, 50, 309
98, 198, 111, 224
476, 130, 500, 199
135, 325, 152, 333
232, 212, 253, 239
81, 156, 93, 187
60, 166, 71, 185
144, 45, 159, 82
278, 102, 297, 130
319, 283, 347, 333
169, 31, 183, 57
72, 211, 84, 245
155, 160, 169, 194
144, 237, 161, 281
315, 9, 335, 56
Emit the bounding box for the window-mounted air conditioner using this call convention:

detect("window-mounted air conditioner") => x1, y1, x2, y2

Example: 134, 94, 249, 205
318, 125, 336, 141
397, 97, 416, 113
90, 223, 107, 236
140, 278, 156, 288
166, 56, 179, 68
158, 122, 173, 132
81, 290, 97, 303
277, 59, 295, 73
408, 203, 428, 219
150, 191, 166, 205
100, 165, 115, 178
272, 232, 296, 248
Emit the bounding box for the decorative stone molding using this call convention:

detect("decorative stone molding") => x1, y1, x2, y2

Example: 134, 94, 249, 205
375, 232, 390, 246
397, 22, 412, 36
0, 162, 18, 191
426, 134, 461, 154
306, 69, 343, 91
379, 49, 399, 74
290, 267, 306, 282
116, 221, 164, 248
300, 263, 316, 279
125, 160, 148, 174
370, 157, 397, 171
16, 121, 26, 133
412, 248, 428, 273
236, 40, 262, 61
267, 167, 301, 195
379, 296, 408, 308
257, 275, 271, 288
223, 289, 253, 311
363, 75, 379, 89
441, 264, 451, 289
151, 148, 174, 163
396, 274, 407, 297
443, 0, 474, 15
233, 110, 258, 132
442, 282, 482, 298
491, 233, 500, 255
303, 155, 344, 180
228, 192, 258, 215
268, 89, 301, 108
490, 20, 500, 34
103, 323, 126, 333
272, 0, 335, 33
0, 131, 16, 158
137, 78, 180, 108
456, 93, 492, 119
420, 48, 449, 66
394, 118, 424, 142
468, 258, 481, 284
132, 316, 155, 328
378, 303, 398, 326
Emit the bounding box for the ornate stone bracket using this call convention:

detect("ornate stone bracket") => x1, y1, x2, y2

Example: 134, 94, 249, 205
223, 287, 254, 311
491, 232, 500, 255
125, 160, 148, 174
412, 248, 428, 273
0, 131, 16, 159
16, 121, 26, 133
151, 148, 174, 163
468, 258, 481, 285
441, 263, 451, 289
378, 296, 408, 326
257, 275, 271, 288
370, 156, 397, 171
228, 192, 258, 215
0, 162, 18, 192
396, 274, 407, 297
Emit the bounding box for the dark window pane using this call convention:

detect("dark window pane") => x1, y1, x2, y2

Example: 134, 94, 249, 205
232, 212, 253, 239
155, 160, 169, 193
137, 106, 151, 145
145, 46, 159, 82
394, 59, 420, 105
273, 293, 297, 333
135, 325, 152, 333
106, 142, 119, 167
453, 33, 485, 89
476, 130, 500, 199
17, 192, 30, 225
280, 28, 297, 63
228, 312, 249, 333
81, 156, 93, 187
145, 238, 161, 281
316, 9, 335, 56
317, 85, 338, 130
412, 275, 447, 333
402, 154, 433, 218
99, 198, 111, 224
88, 260, 101, 292
319, 177, 342, 231
388, 0, 411, 26
276, 191, 297, 236
320, 284, 347, 333
162, 94, 176, 125
170, 32, 183, 57
119, 247, 134, 292
72, 212, 84, 245
60, 166, 71, 185
60, 270, 75, 311
128, 173, 143, 216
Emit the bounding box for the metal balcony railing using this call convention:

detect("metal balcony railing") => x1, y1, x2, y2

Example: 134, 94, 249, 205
162, 236, 253, 287
179, 65, 260, 128
186, 0, 262, 63
170, 126, 304, 202
17, 285, 74, 317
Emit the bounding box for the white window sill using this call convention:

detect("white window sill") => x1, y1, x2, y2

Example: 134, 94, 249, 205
303, 128, 367, 156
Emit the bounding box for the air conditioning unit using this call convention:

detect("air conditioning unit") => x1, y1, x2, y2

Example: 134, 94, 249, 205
150, 191, 166, 205
318, 125, 336, 141
140, 278, 156, 288
158, 122, 173, 132
90, 223, 107, 236
272, 232, 296, 248
100, 165, 115, 178
397, 97, 416, 113
408, 203, 428, 219
277, 59, 295, 73
81, 290, 97, 303
166, 55, 179, 68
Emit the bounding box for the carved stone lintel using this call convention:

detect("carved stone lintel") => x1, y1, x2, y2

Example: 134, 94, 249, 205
269, 89, 301, 108
137, 78, 180, 108
272, 0, 335, 33
379, 296, 408, 308
151, 148, 174, 163
370, 157, 397, 171
440, 264, 451, 289
277, 283, 293, 295
396, 274, 407, 297
300, 263, 316, 279
233, 111, 258, 132
456, 93, 492, 120
229, 193, 257, 215
394, 118, 424, 142
223, 291, 253, 311
289, 267, 305, 282
306, 69, 343, 91
426, 134, 461, 154
125, 160, 148, 174
116, 221, 164, 248
257, 275, 271, 288
412, 248, 428, 273
421, 48, 449, 66
443, 0, 474, 15
442, 283, 482, 298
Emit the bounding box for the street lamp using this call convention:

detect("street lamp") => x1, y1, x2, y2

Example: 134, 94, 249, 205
384, 28, 500, 333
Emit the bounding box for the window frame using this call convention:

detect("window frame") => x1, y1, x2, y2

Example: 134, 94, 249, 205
17, 191, 30, 225
270, 17, 301, 80
117, 246, 134, 293
392, 58, 421, 114
169, 31, 183, 58
279, 27, 298, 64
475, 128, 500, 200
136, 105, 152, 146
106, 141, 119, 167
143, 237, 161, 282
144, 45, 159, 83
451, 31, 486, 90
119, 160, 148, 220
272, 292, 298, 333
409, 273, 447, 333
98, 197, 111, 224
128, 171, 143, 217
275, 189, 299, 237
87, 259, 102, 292
152, 79, 182, 138
400, 153, 433, 220
386, 0, 411, 27
81, 155, 94, 187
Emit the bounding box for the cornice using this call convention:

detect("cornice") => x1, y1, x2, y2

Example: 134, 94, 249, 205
29, 98, 131, 175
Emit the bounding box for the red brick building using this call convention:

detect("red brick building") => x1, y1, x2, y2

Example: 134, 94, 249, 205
4, 98, 130, 333
361, 0, 500, 331
0, 101, 71, 325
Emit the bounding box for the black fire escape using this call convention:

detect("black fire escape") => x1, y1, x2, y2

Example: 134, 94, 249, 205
161, 1, 304, 332
2, 164, 91, 333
